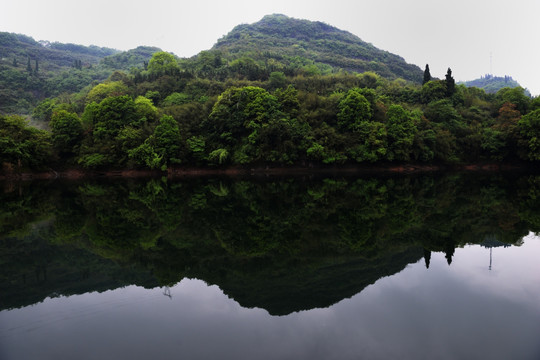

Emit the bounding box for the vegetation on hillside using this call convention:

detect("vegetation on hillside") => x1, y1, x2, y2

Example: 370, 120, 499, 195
212, 14, 423, 82
1, 15, 540, 172
0, 31, 158, 114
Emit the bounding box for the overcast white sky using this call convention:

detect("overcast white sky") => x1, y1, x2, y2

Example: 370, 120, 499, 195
2, 0, 539, 95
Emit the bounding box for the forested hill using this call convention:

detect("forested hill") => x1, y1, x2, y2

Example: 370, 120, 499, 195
212, 14, 423, 82
462, 74, 531, 96
3, 14, 540, 174
0, 32, 119, 70
0, 31, 159, 114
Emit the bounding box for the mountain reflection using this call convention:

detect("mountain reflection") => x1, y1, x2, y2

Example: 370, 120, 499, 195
1, 173, 539, 315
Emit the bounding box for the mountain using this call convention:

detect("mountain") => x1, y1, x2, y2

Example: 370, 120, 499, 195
1, 15, 425, 114
212, 14, 423, 82
462, 74, 531, 96
0, 32, 158, 114
0, 32, 118, 72
101, 46, 161, 70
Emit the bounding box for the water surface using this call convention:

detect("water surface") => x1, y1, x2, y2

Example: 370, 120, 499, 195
1, 174, 539, 359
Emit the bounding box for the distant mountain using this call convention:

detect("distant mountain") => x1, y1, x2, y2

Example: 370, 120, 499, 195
0, 32, 118, 72
0, 32, 158, 114
101, 46, 161, 70
461, 74, 531, 96
212, 14, 423, 82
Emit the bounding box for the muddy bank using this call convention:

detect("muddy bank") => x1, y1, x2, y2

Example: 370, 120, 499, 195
0, 162, 534, 181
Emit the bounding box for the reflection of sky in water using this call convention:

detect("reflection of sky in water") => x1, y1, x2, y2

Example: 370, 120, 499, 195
1, 236, 539, 360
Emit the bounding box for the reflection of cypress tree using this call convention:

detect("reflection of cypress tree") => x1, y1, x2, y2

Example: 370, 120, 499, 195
423, 248, 431, 269
444, 243, 455, 265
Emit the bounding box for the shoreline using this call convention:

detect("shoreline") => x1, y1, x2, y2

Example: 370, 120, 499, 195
0, 162, 534, 181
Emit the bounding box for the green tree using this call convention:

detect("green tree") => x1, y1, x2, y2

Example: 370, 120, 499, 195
50, 110, 83, 156
152, 115, 183, 165
496, 87, 530, 114
423, 64, 431, 85
275, 85, 300, 118
134, 96, 158, 123
86, 81, 129, 104
386, 105, 417, 161
32, 98, 58, 122
162, 92, 190, 107
78, 95, 137, 167
445, 68, 455, 97
129, 115, 183, 170
269, 71, 287, 89
203, 86, 281, 163
337, 89, 373, 131
147, 51, 179, 78
0, 115, 52, 169
481, 127, 506, 160
348, 121, 388, 162
228, 57, 263, 80
518, 109, 540, 160
421, 80, 447, 103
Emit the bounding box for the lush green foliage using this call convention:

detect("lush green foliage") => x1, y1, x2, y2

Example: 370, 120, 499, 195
0, 115, 52, 169
0, 32, 157, 114
1, 15, 540, 170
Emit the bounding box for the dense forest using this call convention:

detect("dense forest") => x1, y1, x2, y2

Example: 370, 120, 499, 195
1, 14, 540, 174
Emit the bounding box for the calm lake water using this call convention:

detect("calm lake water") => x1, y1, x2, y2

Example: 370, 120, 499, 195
1, 173, 540, 359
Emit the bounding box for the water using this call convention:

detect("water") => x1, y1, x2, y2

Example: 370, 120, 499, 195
1, 173, 540, 359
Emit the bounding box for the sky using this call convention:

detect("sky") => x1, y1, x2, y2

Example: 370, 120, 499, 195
2, 0, 540, 95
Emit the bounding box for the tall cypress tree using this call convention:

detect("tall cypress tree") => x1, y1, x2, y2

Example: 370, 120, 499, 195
27, 57, 32, 74
423, 64, 431, 85
445, 67, 455, 96
35, 58, 39, 74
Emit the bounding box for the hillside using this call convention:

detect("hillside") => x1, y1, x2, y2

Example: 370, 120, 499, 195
0, 32, 118, 71
2, 14, 540, 173
0, 32, 158, 114
462, 74, 531, 96
212, 14, 423, 82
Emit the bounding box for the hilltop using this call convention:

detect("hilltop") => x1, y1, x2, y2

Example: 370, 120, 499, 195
211, 14, 423, 82
462, 74, 531, 96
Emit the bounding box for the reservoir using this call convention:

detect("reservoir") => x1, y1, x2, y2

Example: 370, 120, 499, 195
1, 173, 539, 359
